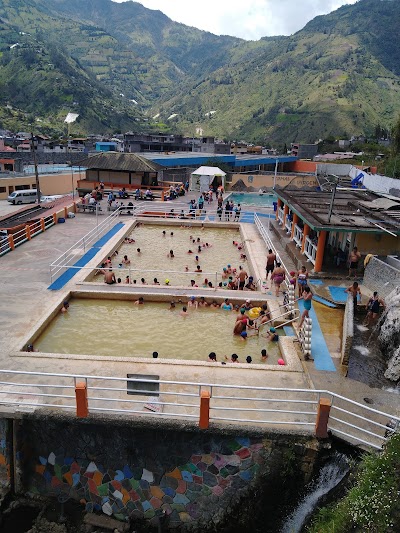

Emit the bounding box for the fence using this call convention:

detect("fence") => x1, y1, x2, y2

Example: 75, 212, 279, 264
0, 214, 56, 257
0, 369, 397, 450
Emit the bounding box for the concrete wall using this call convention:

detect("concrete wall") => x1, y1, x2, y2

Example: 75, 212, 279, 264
341, 294, 354, 366
0, 152, 85, 165
0, 173, 82, 200
230, 173, 318, 190
355, 232, 399, 256
363, 257, 400, 298
6, 413, 320, 531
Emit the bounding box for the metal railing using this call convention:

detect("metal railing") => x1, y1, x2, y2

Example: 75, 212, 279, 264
254, 213, 291, 281
277, 207, 284, 225
0, 369, 397, 450
293, 224, 303, 248
49, 209, 122, 282
304, 236, 317, 265
0, 214, 56, 257
258, 308, 300, 335
284, 215, 292, 235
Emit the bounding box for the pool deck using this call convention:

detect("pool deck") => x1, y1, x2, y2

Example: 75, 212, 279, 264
0, 198, 399, 428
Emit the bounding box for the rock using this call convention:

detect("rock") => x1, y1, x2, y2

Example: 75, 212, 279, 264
384, 346, 400, 382
378, 287, 400, 381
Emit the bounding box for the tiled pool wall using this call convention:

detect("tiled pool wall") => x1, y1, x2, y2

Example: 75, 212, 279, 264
12, 414, 318, 530
20, 291, 303, 372
81, 219, 258, 286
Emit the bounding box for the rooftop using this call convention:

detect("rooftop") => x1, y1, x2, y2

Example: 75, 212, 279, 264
275, 187, 400, 235
75, 152, 164, 173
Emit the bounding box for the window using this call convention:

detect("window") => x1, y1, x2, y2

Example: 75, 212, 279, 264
15, 185, 30, 190
0, 187, 6, 193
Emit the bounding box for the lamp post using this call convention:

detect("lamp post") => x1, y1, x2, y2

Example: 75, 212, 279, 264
31, 132, 41, 204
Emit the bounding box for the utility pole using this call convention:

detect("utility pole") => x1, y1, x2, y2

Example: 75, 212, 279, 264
31, 132, 41, 204
327, 176, 339, 223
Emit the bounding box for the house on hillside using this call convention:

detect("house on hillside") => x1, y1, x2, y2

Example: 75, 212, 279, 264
75, 152, 164, 192
274, 187, 400, 273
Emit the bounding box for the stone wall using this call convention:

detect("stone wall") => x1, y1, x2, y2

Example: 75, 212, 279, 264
364, 257, 400, 298
5, 413, 321, 531
0, 152, 85, 166
341, 294, 354, 366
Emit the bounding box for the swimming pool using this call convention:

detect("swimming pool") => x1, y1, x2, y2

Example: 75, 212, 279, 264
227, 192, 276, 207
33, 298, 283, 364
91, 224, 251, 287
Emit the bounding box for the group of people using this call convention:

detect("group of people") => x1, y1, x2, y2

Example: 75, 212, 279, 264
345, 282, 385, 327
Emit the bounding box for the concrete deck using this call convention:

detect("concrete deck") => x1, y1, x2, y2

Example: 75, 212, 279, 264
0, 198, 398, 435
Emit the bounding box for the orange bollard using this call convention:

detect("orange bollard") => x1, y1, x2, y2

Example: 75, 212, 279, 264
315, 398, 331, 438
75, 382, 89, 418
199, 391, 210, 429
53, 213, 57, 224
40, 218, 45, 232
73, 202, 77, 214
8, 234, 14, 250
25, 225, 31, 240
64, 206, 68, 218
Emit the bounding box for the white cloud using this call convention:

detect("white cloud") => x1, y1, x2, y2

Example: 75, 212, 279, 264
112, 0, 358, 39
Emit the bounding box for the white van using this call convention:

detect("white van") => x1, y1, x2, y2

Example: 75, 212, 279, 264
7, 189, 41, 205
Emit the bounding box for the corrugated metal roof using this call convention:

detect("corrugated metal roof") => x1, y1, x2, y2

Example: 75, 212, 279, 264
76, 152, 164, 172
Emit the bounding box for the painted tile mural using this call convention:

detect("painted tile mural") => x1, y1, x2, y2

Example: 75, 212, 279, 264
0, 419, 10, 491
25, 435, 264, 527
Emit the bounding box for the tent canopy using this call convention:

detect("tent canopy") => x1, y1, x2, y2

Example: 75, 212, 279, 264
190, 166, 226, 192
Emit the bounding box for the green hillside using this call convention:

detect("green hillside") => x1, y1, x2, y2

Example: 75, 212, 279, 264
158, 0, 400, 143
1, 0, 400, 142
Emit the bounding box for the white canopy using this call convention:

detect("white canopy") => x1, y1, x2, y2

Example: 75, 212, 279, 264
190, 166, 226, 192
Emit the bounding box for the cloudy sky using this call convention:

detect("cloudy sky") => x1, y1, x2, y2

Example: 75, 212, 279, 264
113, 0, 358, 40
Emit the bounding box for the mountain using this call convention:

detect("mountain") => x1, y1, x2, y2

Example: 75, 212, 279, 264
157, 0, 400, 143
0, 0, 400, 143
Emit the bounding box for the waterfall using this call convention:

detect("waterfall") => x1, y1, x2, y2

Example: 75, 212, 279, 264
280, 453, 349, 533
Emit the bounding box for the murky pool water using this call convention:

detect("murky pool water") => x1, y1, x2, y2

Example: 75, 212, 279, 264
92, 224, 248, 287
34, 299, 283, 363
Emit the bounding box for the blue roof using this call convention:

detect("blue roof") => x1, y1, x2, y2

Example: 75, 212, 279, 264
145, 152, 297, 168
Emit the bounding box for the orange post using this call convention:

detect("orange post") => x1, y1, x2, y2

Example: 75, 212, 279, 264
314, 230, 327, 273
161, 191, 165, 201
199, 391, 210, 429
8, 234, 14, 250
64, 206, 68, 218
276, 198, 282, 220
301, 224, 310, 253
25, 225, 31, 241
53, 213, 57, 224
40, 218, 45, 232
283, 204, 289, 231
291, 213, 298, 239
315, 398, 331, 438
75, 382, 89, 418
73, 202, 77, 214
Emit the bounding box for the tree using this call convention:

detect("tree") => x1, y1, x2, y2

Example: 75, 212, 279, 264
391, 114, 400, 156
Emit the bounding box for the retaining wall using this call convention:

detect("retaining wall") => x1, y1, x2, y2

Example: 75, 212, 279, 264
3, 413, 321, 531
0, 152, 85, 165
363, 257, 400, 298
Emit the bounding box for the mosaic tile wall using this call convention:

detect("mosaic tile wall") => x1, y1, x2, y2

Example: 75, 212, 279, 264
16, 418, 266, 529
0, 418, 10, 493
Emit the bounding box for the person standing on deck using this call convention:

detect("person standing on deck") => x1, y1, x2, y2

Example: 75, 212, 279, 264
266, 249, 276, 280
348, 246, 361, 278
345, 281, 361, 310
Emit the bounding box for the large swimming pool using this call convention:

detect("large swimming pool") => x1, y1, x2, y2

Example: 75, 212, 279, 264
33, 299, 283, 364
227, 192, 276, 207
91, 224, 249, 287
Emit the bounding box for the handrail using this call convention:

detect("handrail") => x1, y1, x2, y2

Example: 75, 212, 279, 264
257, 308, 300, 334
254, 213, 291, 280
0, 369, 397, 450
